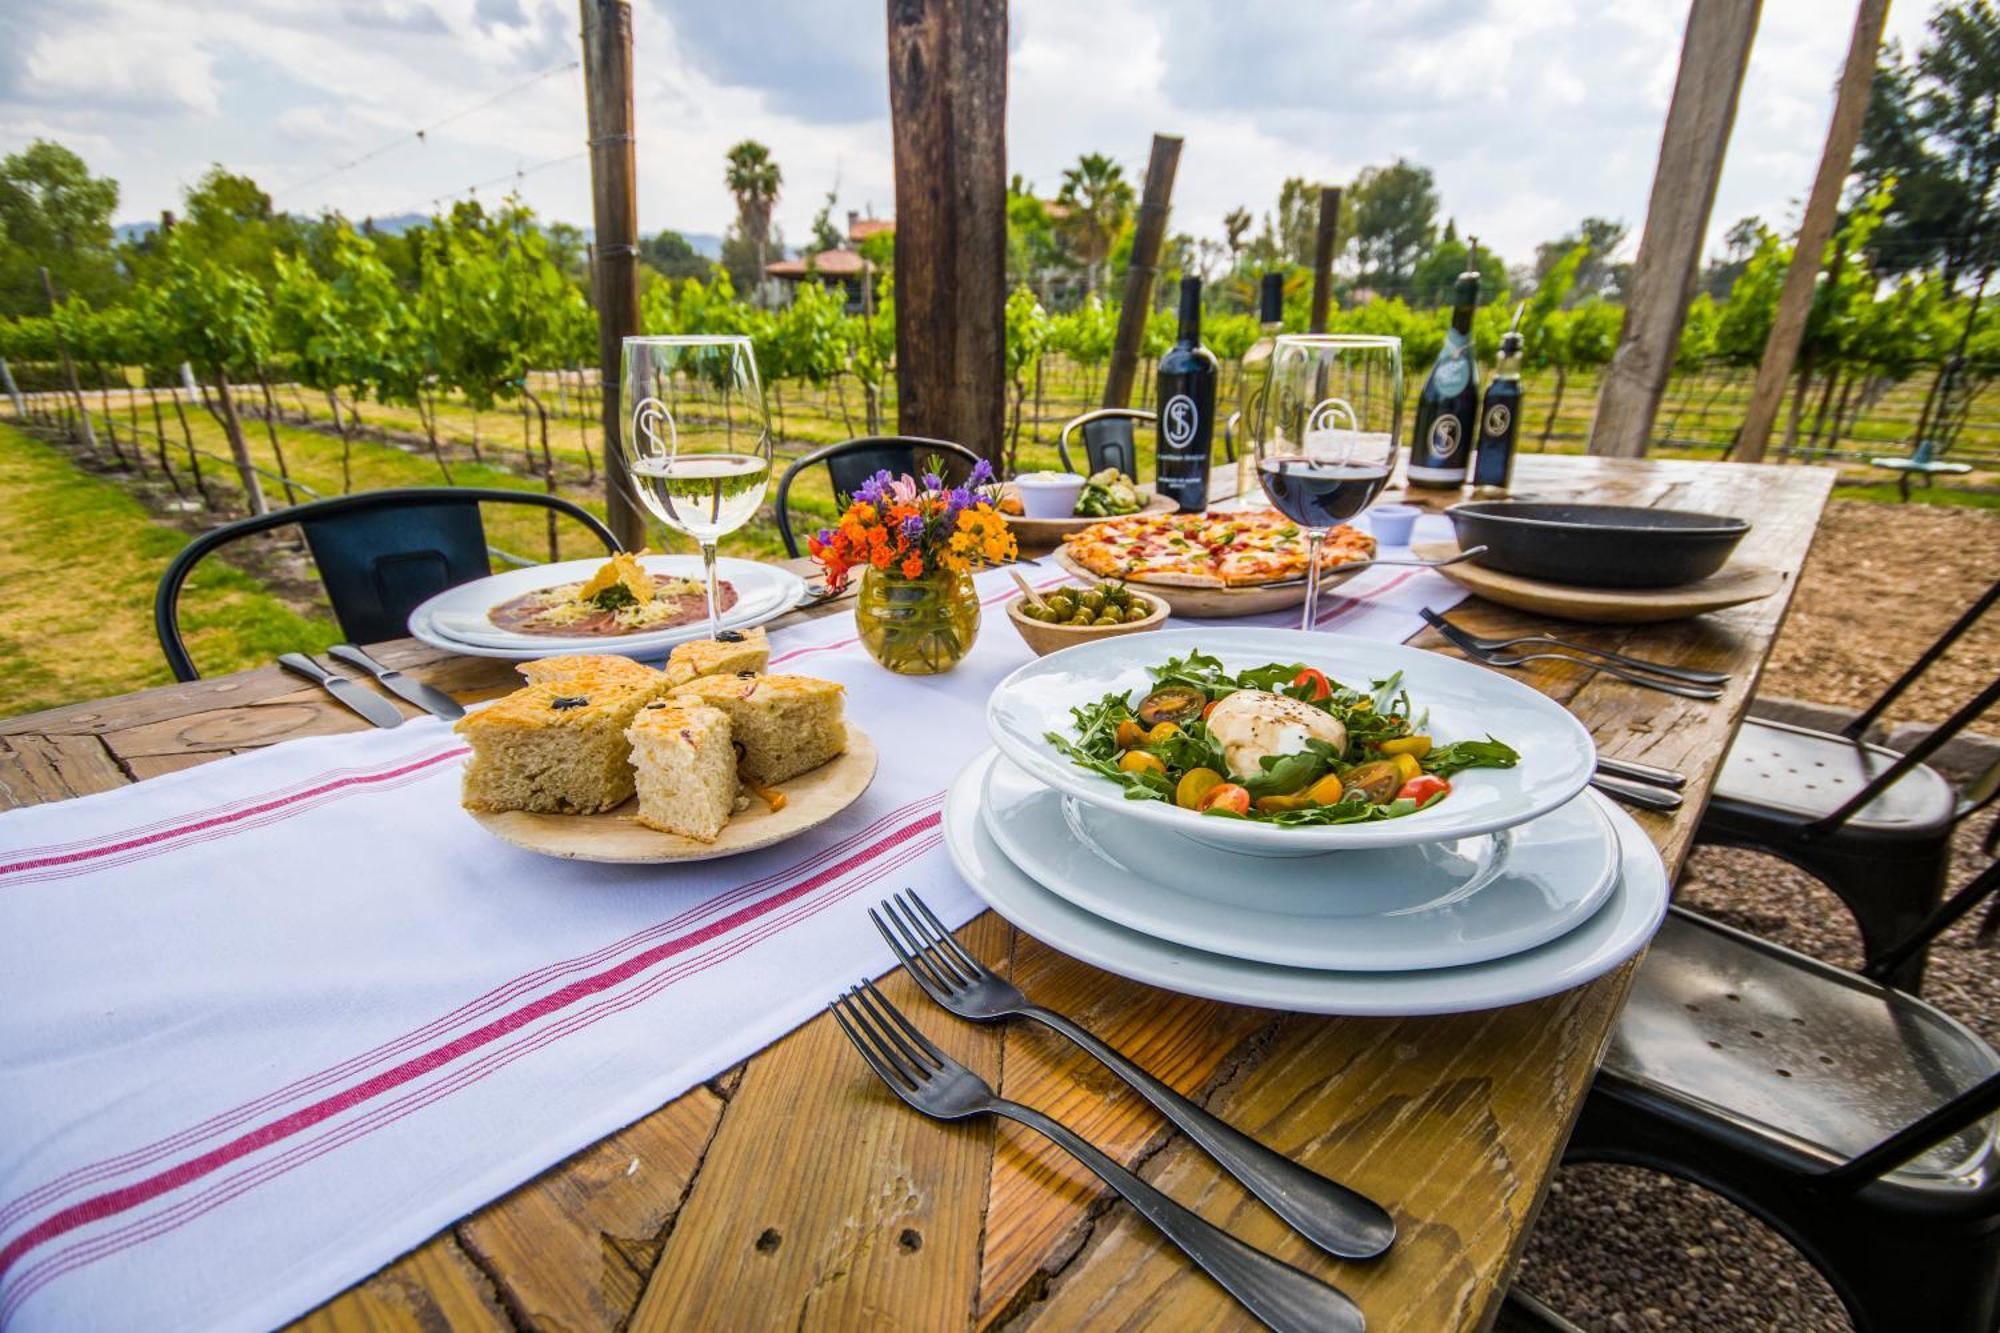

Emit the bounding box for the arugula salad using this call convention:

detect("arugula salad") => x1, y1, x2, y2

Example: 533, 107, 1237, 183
1046, 650, 1521, 826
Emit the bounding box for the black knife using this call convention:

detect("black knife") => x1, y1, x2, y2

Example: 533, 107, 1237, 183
278, 654, 408, 729
327, 645, 465, 720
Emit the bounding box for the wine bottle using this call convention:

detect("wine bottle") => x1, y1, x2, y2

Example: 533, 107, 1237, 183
1233, 271, 1286, 497
1408, 242, 1482, 490
1155, 276, 1216, 513
1472, 302, 1525, 494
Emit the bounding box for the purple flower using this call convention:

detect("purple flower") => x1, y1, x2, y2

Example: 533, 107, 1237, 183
854, 468, 896, 506
946, 486, 976, 518
921, 472, 943, 492
900, 514, 924, 541
968, 459, 996, 486
816, 527, 835, 546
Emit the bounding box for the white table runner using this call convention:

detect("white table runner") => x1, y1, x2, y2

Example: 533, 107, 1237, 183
0, 515, 1466, 1332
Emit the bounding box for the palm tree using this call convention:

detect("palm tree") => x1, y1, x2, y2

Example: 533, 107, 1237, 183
724, 140, 783, 302
1223, 207, 1252, 266
1057, 153, 1135, 300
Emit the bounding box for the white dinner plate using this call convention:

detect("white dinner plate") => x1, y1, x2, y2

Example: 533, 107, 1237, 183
407, 555, 808, 662
979, 756, 1621, 971
985, 626, 1597, 856
944, 750, 1667, 1016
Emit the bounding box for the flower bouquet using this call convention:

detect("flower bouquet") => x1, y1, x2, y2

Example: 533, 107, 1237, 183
808, 462, 1017, 673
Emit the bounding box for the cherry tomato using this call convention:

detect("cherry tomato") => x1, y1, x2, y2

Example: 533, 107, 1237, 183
1291, 668, 1332, 701
1175, 767, 1224, 810
1114, 719, 1147, 750
1145, 721, 1182, 744
1119, 750, 1167, 778
1397, 774, 1450, 806
1198, 783, 1251, 817
1201, 699, 1220, 720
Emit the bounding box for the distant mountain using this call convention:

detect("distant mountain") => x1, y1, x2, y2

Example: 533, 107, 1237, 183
113, 216, 722, 258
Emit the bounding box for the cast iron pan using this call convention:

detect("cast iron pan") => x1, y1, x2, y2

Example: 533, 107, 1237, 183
1445, 502, 1751, 589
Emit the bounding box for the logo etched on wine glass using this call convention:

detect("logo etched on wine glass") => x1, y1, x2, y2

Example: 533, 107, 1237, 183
632, 396, 677, 460
1484, 403, 1512, 437
1162, 394, 1199, 448
1429, 415, 1463, 460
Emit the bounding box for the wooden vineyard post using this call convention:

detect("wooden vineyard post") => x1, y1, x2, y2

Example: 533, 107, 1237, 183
1589, 0, 1761, 458
1309, 186, 1341, 334
580, 0, 646, 550
887, 0, 1009, 466
1103, 134, 1182, 410
1734, 0, 1889, 462
40, 268, 99, 454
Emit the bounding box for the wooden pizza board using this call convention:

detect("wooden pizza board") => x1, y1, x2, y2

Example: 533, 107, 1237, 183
1412, 540, 1786, 623
1003, 490, 1176, 550
467, 724, 878, 863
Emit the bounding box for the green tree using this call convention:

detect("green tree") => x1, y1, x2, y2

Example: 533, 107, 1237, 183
640, 229, 712, 282
1533, 217, 1630, 302
809, 189, 844, 254
1222, 207, 1253, 268
724, 141, 783, 302
271, 227, 399, 492
1056, 153, 1135, 300
149, 238, 276, 513
0, 141, 123, 317
1002, 286, 1052, 472
1349, 159, 1439, 292
1409, 224, 1509, 307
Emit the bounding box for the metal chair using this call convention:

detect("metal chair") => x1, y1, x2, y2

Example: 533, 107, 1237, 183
771, 435, 982, 558
1513, 871, 2000, 1333
1056, 408, 1153, 478
155, 488, 619, 681
1697, 576, 2000, 989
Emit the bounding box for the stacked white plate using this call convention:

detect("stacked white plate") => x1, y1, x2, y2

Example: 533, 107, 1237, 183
946, 627, 1670, 1015
408, 554, 809, 662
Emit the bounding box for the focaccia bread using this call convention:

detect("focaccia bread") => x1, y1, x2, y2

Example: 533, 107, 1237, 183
516, 654, 666, 688
668, 672, 846, 784
664, 627, 770, 687
456, 679, 659, 814
626, 701, 738, 841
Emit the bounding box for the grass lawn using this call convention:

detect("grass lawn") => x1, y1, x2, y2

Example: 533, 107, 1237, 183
0, 423, 339, 718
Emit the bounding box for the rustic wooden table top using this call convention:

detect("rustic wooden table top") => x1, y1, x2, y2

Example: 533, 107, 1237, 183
0, 455, 1835, 1332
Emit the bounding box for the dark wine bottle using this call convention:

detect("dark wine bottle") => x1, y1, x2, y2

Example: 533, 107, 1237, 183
1408, 244, 1482, 490
1155, 276, 1216, 513
1472, 303, 1525, 493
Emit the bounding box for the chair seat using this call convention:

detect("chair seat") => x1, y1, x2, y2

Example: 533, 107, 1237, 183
1712, 717, 1958, 832
1604, 909, 2000, 1186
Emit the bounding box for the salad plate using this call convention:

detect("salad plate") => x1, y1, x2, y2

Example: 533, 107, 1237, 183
944, 750, 1668, 1016
986, 626, 1597, 856
408, 555, 807, 661
979, 755, 1620, 971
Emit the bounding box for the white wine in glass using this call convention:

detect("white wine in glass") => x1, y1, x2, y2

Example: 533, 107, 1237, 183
619, 335, 773, 639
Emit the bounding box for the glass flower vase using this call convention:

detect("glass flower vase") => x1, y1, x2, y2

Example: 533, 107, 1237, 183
855, 565, 981, 674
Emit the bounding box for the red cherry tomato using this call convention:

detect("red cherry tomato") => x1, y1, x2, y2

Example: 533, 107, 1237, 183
1198, 782, 1251, 817
1397, 775, 1450, 806
1202, 698, 1220, 719
1291, 668, 1332, 701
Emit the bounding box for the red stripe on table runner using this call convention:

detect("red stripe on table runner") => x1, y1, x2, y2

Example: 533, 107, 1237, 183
1315, 568, 1421, 628
0, 746, 470, 882
0, 791, 944, 1232
1, 820, 946, 1320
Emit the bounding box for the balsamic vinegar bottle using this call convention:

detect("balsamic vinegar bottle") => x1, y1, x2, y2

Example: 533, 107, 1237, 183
1472, 302, 1526, 494
1408, 244, 1482, 490
1155, 276, 1217, 513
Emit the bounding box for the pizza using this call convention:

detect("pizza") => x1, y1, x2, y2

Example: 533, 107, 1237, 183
1062, 509, 1376, 588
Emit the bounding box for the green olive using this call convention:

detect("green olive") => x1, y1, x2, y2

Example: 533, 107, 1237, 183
1023, 603, 1055, 622
1045, 594, 1075, 617
1078, 590, 1107, 614
1123, 604, 1152, 623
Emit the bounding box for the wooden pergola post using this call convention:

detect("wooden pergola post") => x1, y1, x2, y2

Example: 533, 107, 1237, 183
1309, 186, 1341, 334
579, 0, 645, 549
1103, 134, 1183, 409
1589, 0, 1762, 458
887, 0, 1008, 464
1734, 0, 1890, 463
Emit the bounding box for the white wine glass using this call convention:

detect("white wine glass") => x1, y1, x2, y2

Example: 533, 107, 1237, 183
1253, 335, 1403, 631
619, 335, 773, 640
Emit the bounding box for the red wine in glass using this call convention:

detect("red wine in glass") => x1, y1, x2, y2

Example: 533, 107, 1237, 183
1257, 459, 1392, 526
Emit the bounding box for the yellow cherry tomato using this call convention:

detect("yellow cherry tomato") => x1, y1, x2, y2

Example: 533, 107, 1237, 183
1146, 721, 1183, 744
1119, 750, 1167, 777
1114, 719, 1147, 750
1174, 767, 1225, 810
1305, 774, 1346, 805
1379, 735, 1432, 758
1253, 793, 1314, 813
1391, 751, 1423, 783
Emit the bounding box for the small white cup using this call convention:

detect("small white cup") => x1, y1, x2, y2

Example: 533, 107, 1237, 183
1013, 472, 1088, 518
1369, 503, 1420, 547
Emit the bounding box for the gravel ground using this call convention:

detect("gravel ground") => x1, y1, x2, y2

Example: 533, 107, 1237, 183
1513, 499, 2000, 1331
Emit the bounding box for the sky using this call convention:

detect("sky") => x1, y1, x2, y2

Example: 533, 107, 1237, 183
0, 0, 1942, 272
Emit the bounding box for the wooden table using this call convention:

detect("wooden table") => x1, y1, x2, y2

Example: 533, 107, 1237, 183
0, 455, 1835, 1331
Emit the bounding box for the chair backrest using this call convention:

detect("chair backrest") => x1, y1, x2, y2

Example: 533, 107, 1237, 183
772, 435, 983, 558
1057, 408, 1154, 477
155, 488, 620, 681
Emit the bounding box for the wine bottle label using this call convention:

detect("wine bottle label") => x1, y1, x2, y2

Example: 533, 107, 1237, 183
1483, 403, 1512, 438
1162, 394, 1200, 448
1427, 414, 1464, 461
1430, 329, 1472, 398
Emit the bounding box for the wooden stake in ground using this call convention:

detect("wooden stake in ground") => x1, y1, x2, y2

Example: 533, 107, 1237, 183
1103, 134, 1183, 410
1310, 186, 1342, 334
1589, 0, 1761, 458
580, 0, 646, 549
209, 371, 269, 515
1735, 0, 1889, 462
887, 0, 1008, 465
40, 268, 100, 455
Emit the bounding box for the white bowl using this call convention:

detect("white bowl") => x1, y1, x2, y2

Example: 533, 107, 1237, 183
1012, 472, 1088, 518
984, 626, 1598, 856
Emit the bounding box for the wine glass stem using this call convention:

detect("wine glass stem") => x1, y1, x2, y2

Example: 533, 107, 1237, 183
1300, 529, 1327, 632
701, 540, 722, 638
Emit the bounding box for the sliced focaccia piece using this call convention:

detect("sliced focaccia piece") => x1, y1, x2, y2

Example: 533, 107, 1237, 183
668, 672, 846, 784
625, 701, 737, 841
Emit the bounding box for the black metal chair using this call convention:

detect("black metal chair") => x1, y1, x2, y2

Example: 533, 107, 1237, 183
1510, 866, 2000, 1333
155, 488, 619, 680
1697, 576, 2000, 989
771, 435, 982, 558
1056, 408, 1152, 478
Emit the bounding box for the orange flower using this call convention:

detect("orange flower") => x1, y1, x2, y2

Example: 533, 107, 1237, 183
900, 553, 925, 578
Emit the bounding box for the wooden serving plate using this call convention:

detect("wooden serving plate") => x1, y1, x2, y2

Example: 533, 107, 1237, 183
1052, 546, 1367, 619
1412, 540, 1785, 623
468, 724, 878, 863
1003, 490, 1176, 549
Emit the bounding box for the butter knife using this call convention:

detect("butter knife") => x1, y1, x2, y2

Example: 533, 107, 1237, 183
278, 654, 407, 729
327, 645, 465, 720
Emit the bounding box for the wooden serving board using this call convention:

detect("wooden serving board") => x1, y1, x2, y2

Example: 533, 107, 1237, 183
467, 724, 878, 863
1412, 540, 1786, 623
1052, 545, 1366, 618
1002, 490, 1176, 549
